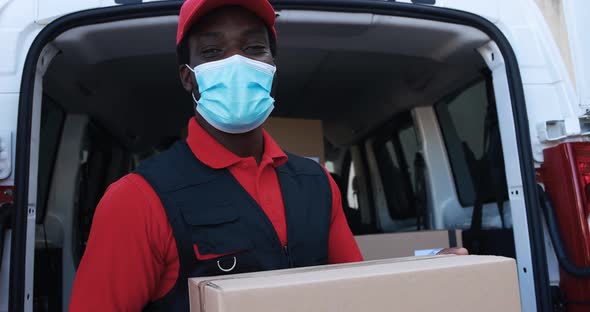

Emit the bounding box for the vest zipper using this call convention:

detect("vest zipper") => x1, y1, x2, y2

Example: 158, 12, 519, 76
284, 245, 293, 268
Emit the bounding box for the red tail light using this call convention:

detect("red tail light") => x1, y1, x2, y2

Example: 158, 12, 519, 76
574, 146, 590, 214
542, 142, 590, 309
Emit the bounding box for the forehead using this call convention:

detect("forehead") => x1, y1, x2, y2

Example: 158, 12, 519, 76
188, 6, 269, 41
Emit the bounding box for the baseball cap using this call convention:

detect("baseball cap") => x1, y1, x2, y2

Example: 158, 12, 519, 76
176, 0, 277, 46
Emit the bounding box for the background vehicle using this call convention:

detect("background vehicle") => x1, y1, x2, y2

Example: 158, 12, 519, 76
1, 0, 589, 311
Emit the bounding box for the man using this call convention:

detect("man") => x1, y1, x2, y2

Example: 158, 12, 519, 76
70, 1, 467, 311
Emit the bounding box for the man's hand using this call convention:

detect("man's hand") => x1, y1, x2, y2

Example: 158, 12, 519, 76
436, 247, 469, 255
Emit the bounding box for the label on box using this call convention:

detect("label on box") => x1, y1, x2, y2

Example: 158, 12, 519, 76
414, 248, 444, 256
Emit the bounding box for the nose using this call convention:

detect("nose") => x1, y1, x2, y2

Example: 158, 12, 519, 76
225, 47, 247, 59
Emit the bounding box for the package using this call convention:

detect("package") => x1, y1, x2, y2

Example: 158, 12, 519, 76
355, 229, 462, 260
189, 255, 521, 312
263, 117, 324, 163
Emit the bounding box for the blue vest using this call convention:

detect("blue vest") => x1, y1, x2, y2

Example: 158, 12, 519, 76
136, 141, 332, 311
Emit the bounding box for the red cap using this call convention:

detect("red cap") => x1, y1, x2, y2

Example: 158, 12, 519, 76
176, 0, 277, 45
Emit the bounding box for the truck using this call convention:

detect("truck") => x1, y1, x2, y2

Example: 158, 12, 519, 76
0, 0, 589, 311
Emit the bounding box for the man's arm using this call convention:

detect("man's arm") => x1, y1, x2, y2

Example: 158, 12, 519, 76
69, 174, 171, 311
324, 169, 363, 264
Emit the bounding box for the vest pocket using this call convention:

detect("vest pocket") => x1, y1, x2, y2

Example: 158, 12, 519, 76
179, 203, 253, 256
194, 251, 256, 276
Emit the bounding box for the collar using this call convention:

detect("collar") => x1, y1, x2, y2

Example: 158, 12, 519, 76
186, 118, 288, 169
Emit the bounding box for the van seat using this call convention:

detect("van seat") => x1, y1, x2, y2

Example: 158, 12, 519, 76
330, 173, 364, 235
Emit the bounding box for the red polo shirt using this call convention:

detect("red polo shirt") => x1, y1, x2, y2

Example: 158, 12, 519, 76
70, 118, 362, 311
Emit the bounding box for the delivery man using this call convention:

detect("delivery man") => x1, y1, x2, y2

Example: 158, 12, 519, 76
69, 0, 467, 311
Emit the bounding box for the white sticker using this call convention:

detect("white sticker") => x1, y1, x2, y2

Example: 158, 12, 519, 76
414, 248, 444, 256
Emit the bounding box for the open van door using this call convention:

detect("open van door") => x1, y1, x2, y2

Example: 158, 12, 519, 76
529, 0, 590, 309
539, 0, 590, 298
533, 0, 590, 108
0, 1, 18, 308
563, 0, 590, 109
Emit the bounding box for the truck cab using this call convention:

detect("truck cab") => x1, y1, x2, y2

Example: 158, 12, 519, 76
1, 0, 589, 311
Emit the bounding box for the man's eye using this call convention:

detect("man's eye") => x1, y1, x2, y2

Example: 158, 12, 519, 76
201, 48, 223, 57
245, 45, 268, 54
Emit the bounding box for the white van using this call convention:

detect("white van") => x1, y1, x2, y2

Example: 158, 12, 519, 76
1, 0, 589, 311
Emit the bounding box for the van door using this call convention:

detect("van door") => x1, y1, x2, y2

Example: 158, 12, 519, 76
0, 119, 14, 312
562, 0, 590, 109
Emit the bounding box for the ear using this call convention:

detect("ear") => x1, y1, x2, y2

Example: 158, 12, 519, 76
179, 64, 196, 93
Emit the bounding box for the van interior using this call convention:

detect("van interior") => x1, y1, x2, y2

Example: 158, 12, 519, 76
33, 12, 513, 311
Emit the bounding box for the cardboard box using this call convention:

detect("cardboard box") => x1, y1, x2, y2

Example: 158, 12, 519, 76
263, 117, 324, 163
189, 255, 521, 312
355, 230, 463, 260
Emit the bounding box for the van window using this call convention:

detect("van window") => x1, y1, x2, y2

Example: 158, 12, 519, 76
346, 162, 359, 210
340, 149, 378, 235
373, 113, 420, 221
435, 80, 489, 206
398, 126, 420, 192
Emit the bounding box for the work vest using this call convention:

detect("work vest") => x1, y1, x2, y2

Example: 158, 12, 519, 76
136, 141, 332, 311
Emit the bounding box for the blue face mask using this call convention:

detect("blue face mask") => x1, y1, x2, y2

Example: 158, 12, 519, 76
186, 55, 276, 134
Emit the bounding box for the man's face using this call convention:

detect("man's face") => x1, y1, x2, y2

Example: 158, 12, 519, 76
179, 6, 275, 98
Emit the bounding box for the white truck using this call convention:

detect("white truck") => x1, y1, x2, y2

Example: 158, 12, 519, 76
0, 0, 589, 311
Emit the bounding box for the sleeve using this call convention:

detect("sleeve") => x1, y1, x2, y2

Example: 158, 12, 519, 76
323, 168, 364, 264
69, 174, 171, 311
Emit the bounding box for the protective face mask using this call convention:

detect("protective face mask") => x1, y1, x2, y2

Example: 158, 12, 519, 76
186, 55, 276, 134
